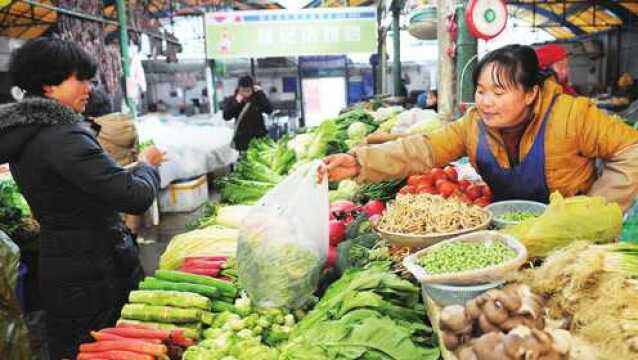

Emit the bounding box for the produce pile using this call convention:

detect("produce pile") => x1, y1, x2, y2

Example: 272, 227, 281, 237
0, 178, 32, 239
418, 240, 517, 275
183, 295, 300, 360
216, 137, 296, 204
496, 211, 539, 223
514, 242, 638, 359
504, 193, 622, 258
77, 323, 194, 360
279, 264, 441, 359
378, 194, 489, 235
438, 283, 572, 360
399, 167, 492, 208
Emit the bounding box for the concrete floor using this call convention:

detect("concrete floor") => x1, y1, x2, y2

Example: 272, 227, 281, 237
137, 204, 210, 274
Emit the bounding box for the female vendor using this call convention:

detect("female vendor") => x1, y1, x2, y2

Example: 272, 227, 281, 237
324, 45, 638, 210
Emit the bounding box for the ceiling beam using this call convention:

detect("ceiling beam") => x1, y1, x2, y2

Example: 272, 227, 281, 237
508, 2, 586, 35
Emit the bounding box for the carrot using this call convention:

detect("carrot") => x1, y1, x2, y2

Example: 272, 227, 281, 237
169, 329, 194, 347
77, 350, 155, 360
91, 331, 163, 344
80, 340, 167, 356
100, 327, 170, 340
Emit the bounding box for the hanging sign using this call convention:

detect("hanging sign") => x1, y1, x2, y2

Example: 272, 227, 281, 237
205, 8, 377, 59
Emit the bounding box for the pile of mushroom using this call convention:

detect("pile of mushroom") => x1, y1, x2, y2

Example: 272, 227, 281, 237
438, 284, 572, 360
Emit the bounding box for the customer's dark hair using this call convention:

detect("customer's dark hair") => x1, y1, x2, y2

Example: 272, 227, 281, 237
238, 75, 254, 89
472, 44, 541, 92
9, 37, 97, 96
84, 87, 112, 117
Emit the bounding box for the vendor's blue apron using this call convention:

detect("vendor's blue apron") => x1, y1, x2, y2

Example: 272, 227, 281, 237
476, 97, 557, 203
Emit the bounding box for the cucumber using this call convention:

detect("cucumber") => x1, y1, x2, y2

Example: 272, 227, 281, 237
139, 277, 219, 299
129, 290, 211, 310
121, 303, 202, 323
211, 301, 238, 313
200, 311, 215, 326
155, 270, 238, 298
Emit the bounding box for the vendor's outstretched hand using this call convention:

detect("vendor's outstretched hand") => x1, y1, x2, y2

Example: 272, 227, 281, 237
139, 146, 166, 167
320, 153, 360, 183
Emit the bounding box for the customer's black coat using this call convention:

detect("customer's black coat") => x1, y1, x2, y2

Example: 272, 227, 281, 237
0, 97, 160, 357
222, 90, 273, 150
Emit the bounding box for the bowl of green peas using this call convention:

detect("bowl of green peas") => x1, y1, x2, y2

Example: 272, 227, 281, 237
487, 200, 547, 229
404, 231, 528, 305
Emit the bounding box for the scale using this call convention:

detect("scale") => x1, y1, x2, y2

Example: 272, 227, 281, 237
465, 0, 508, 40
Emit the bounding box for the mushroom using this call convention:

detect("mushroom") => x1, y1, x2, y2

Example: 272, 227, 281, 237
483, 299, 509, 325
472, 333, 512, 360
500, 315, 537, 332
492, 286, 523, 313
440, 305, 472, 333
456, 346, 478, 360
466, 299, 483, 320
442, 331, 461, 351
510, 284, 545, 319
478, 313, 500, 334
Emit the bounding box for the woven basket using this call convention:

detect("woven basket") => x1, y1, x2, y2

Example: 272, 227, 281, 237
403, 231, 528, 285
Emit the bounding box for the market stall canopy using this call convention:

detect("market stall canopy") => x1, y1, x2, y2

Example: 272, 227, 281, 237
506, 0, 638, 39
0, 0, 636, 40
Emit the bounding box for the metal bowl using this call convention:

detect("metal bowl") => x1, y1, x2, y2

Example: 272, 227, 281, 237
376, 209, 492, 249
487, 200, 547, 229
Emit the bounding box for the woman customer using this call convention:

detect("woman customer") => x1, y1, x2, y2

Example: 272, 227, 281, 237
324, 44, 638, 210
223, 75, 273, 151
0, 37, 163, 359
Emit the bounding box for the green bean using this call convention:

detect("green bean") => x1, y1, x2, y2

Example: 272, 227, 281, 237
417, 240, 517, 274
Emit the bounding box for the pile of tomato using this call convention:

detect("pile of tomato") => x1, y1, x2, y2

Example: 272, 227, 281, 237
399, 166, 492, 207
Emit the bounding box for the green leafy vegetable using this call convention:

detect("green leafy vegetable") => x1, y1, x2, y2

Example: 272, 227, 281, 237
353, 179, 406, 203
0, 179, 30, 238
281, 266, 439, 359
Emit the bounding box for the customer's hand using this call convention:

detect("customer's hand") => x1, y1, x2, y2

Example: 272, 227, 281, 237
235, 94, 244, 103
320, 153, 360, 183
139, 146, 166, 167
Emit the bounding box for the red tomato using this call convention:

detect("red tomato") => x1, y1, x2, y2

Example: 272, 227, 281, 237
444, 166, 458, 182
458, 193, 473, 204
407, 175, 424, 187
464, 184, 482, 201
399, 185, 415, 194
474, 196, 491, 208
436, 180, 456, 197
430, 168, 448, 182
458, 180, 471, 192
480, 184, 492, 198
417, 184, 437, 194
418, 173, 435, 187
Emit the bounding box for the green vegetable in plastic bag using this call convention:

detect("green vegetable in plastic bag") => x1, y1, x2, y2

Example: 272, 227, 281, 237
0, 231, 31, 359
160, 227, 238, 270
504, 192, 623, 258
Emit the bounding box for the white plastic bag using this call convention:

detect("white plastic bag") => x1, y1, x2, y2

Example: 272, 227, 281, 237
237, 161, 329, 309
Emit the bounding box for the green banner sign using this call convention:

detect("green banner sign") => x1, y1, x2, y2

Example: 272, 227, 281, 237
205, 8, 377, 59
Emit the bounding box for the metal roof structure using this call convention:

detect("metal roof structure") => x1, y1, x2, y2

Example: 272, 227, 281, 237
0, 1, 636, 40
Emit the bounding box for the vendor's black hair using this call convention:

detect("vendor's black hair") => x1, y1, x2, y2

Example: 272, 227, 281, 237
9, 37, 97, 96
473, 44, 541, 92
84, 87, 113, 118
238, 75, 254, 89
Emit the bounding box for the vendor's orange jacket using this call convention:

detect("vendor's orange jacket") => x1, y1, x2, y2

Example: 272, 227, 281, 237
354, 79, 638, 210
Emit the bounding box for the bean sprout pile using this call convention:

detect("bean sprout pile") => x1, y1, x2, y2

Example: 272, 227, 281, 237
378, 193, 489, 235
